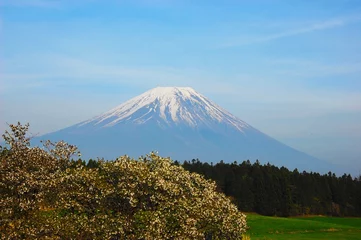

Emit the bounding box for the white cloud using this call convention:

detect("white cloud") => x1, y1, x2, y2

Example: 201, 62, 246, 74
221, 15, 361, 47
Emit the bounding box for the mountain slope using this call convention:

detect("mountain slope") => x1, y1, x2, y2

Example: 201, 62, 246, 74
39, 87, 334, 173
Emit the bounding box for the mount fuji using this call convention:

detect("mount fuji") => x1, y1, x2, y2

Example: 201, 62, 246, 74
39, 87, 333, 173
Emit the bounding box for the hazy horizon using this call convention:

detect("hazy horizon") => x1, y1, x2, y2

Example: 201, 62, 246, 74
1, 0, 360, 171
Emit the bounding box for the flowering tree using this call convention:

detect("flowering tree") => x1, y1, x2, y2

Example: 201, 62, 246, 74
0, 123, 79, 238
0, 123, 247, 239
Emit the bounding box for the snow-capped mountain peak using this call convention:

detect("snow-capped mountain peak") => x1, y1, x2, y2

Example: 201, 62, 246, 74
40, 86, 338, 175
80, 87, 250, 132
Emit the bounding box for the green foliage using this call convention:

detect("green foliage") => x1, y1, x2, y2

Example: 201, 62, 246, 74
0, 123, 247, 239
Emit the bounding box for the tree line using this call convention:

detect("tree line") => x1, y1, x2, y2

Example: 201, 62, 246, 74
178, 159, 361, 217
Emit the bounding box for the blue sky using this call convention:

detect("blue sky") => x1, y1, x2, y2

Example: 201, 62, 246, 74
1, 0, 361, 170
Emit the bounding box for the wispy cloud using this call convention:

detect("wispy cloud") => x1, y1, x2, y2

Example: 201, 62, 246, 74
0, 54, 221, 93
2, 53, 361, 113
221, 15, 361, 47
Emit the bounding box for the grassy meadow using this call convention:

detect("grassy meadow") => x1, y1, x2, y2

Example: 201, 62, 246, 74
246, 213, 361, 240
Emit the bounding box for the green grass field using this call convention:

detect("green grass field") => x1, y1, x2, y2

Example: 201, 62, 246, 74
246, 213, 361, 240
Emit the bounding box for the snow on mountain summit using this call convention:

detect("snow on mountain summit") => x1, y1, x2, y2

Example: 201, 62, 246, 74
80, 87, 250, 132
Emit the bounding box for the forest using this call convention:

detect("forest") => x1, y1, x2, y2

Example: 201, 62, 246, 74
179, 159, 361, 217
